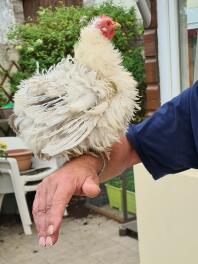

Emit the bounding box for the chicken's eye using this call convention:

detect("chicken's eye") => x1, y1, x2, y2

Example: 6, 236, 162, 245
106, 21, 111, 26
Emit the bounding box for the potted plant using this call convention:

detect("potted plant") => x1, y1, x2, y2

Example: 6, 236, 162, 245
0, 141, 8, 157
0, 140, 33, 171
105, 167, 136, 214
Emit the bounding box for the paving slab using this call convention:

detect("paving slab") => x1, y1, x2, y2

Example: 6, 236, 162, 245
0, 214, 139, 264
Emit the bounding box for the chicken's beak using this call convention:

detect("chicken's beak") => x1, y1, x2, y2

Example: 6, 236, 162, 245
114, 22, 121, 29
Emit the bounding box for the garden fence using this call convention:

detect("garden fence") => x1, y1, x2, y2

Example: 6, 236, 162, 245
0, 61, 20, 104
0, 61, 19, 136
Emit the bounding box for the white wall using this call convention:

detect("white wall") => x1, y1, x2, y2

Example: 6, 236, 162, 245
0, 0, 15, 44
0, 0, 24, 44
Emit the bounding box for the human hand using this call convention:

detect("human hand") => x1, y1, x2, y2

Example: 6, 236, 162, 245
32, 155, 101, 246
32, 136, 139, 246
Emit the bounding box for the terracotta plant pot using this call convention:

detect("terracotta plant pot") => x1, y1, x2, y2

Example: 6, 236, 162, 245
7, 149, 33, 171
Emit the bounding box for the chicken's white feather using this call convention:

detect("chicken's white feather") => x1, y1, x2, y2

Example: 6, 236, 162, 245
11, 17, 139, 159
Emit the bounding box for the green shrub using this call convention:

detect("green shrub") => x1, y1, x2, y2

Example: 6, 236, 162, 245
8, 1, 145, 118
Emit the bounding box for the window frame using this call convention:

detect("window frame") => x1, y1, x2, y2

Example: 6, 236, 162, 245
157, 0, 181, 104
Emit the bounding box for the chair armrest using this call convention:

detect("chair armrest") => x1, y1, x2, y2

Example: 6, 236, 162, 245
21, 168, 56, 182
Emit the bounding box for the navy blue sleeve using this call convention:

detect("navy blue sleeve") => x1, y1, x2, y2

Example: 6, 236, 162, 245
126, 81, 198, 180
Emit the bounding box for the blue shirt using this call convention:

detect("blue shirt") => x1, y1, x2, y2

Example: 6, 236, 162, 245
126, 80, 198, 180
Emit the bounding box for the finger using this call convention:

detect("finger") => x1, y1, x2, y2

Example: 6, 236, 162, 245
32, 183, 48, 246
32, 189, 40, 233
37, 181, 48, 238
45, 231, 59, 246
47, 183, 74, 237
32, 183, 46, 234
46, 179, 57, 231
82, 177, 100, 198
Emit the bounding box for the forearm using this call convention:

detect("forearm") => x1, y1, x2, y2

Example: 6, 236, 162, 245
59, 135, 140, 185
100, 136, 140, 182
126, 82, 198, 179
83, 136, 140, 183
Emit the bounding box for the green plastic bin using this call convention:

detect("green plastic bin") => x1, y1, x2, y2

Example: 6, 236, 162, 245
105, 184, 136, 214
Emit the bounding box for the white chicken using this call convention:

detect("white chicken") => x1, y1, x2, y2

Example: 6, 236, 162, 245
10, 15, 138, 159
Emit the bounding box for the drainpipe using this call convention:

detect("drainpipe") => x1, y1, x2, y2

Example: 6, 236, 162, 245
136, 0, 151, 28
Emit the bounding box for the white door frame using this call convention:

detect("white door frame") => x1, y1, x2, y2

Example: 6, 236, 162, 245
157, 0, 181, 104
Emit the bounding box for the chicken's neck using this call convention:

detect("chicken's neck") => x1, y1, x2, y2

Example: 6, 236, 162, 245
74, 26, 122, 81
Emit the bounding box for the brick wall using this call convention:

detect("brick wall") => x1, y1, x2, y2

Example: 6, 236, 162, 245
143, 0, 160, 115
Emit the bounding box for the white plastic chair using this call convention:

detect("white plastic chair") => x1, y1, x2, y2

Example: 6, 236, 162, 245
0, 137, 66, 235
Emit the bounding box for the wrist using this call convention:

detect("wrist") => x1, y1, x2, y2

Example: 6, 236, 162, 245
80, 154, 103, 175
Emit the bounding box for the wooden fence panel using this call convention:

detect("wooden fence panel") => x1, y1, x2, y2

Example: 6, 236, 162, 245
23, 0, 83, 21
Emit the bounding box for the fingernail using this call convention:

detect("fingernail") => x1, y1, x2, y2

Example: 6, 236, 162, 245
46, 236, 53, 246
48, 225, 54, 235
39, 237, 46, 247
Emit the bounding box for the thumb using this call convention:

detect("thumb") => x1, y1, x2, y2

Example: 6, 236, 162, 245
82, 177, 101, 198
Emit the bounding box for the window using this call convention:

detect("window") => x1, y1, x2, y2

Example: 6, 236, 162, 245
179, 0, 198, 90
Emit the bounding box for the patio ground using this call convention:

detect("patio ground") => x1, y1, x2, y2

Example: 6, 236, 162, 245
0, 214, 139, 264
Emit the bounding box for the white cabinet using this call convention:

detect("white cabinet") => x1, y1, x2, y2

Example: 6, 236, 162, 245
134, 164, 198, 264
